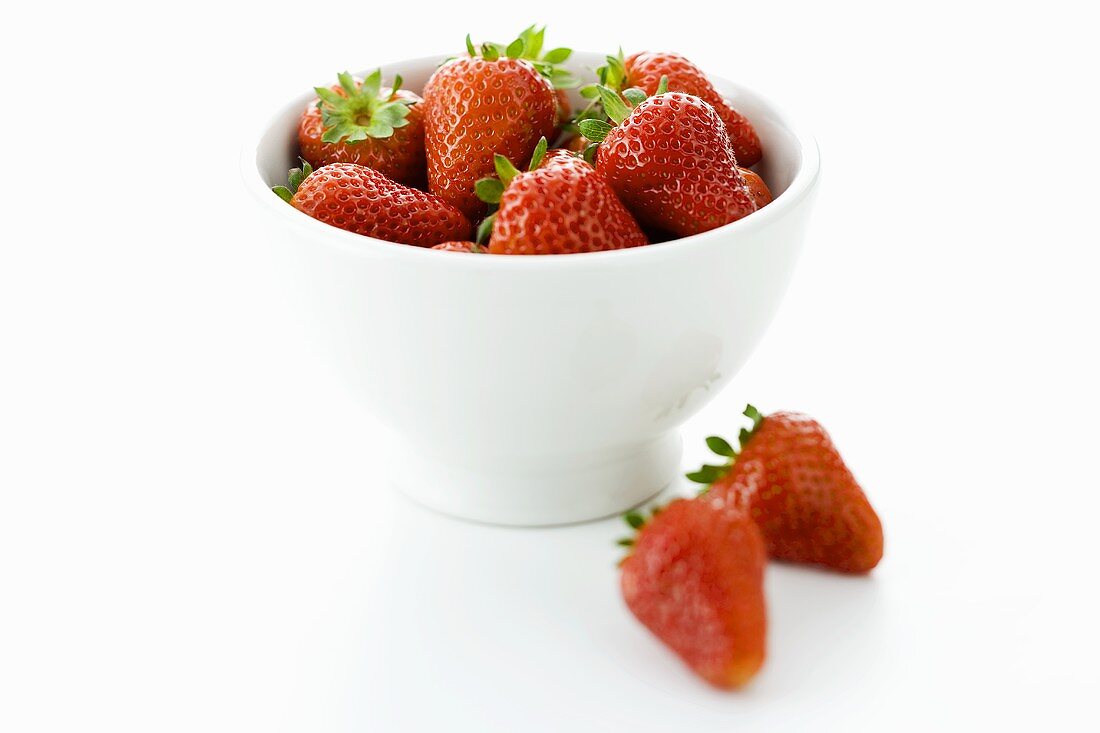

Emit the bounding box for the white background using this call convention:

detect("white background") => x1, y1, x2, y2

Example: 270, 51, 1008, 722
2, 1, 1098, 730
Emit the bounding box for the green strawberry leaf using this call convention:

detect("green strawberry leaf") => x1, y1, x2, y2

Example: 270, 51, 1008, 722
548, 68, 580, 90
655, 74, 669, 95
685, 406, 767, 496
604, 52, 626, 86
593, 48, 628, 92
685, 465, 728, 484
738, 427, 753, 448
475, 177, 504, 205
578, 119, 613, 143
474, 137, 550, 207
622, 87, 647, 106
518, 25, 545, 59
484, 27, 577, 88
528, 137, 548, 170
706, 436, 736, 458
493, 154, 521, 186
360, 69, 382, 100
596, 85, 631, 124
542, 47, 572, 64
272, 159, 313, 202
506, 37, 525, 59
476, 212, 497, 244
314, 86, 345, 106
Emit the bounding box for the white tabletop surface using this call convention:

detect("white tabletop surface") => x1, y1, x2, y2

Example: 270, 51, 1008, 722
2, 2, 1098, 731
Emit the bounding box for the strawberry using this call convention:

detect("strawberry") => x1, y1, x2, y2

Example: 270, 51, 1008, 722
689, 406, 884, 574
474, 140, 647, 255
620, 498, 768, 689
431, 240, 483, 253
298, 70, 425, 187
611, 51, 762, 166
422, 35, 558, 220
740, 167, 773, 208
272, 161, 472, 247
581, 88, 757, 237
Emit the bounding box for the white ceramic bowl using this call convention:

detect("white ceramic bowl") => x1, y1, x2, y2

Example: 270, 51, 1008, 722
241, 52, 819, 526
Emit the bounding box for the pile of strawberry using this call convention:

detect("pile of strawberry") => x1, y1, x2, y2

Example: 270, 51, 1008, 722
620, 406, 884, 689
273, 27, 773, 254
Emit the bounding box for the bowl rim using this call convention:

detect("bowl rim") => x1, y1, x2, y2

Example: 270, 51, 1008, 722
240, 52, 820, 268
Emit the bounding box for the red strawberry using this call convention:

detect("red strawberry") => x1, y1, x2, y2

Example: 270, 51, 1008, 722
422, 37, 558, 220
622, 51, 762, 166
620, 498, 768, 689
475, 142, 647, 255
273, 162, 472, 247
298, 71, 426, 187
740, 167, 773, 209
582, 89, 757, 237
431, 240, 483, 253
690, 406, 884, 574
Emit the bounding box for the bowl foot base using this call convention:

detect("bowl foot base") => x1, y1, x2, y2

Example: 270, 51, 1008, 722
387, 432, 682, 527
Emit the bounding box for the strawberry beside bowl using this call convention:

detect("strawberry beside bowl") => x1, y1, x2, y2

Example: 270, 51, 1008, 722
241, 52, 820, 526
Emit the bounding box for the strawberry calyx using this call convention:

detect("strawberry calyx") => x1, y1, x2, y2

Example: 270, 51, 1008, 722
568, 47, 666, 136
686, 404, 765, 494
468, 26, 578, 89
617, 405, 764, 559
616, 504, 667, 561
560, 50, 664, 160
585, 49, 669, 97
314, 70, 414, 144
511, 25, 579, 90
272, 159, 313, 203
474, 136, 549, 205
471, 137, 556, 243
592, 48, 629, 92
575, 76, 669, 146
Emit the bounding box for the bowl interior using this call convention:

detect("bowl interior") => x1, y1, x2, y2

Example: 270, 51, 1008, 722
252, 51, 808, 207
